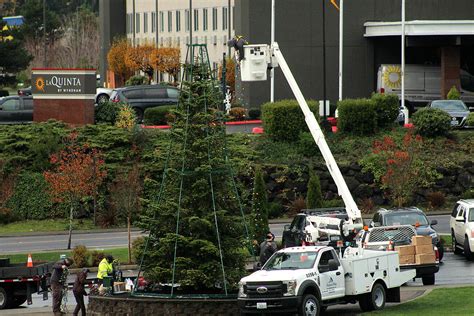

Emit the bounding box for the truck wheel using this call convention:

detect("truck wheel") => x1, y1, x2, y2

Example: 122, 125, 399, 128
0, 287, 12, 310
464, 238, 473, 261
298, 294, 320, 316
422, 274, 435, 286
452, 232, 462, 255
437, 242, 444, 262
359, 282, 386, 311
9, 295, 27, 308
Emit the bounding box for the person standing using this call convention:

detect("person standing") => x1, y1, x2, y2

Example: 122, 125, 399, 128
259, 232, 277, 266
50, 257, 73, 316
73, 268, 89, 316
97, 255, 114, 285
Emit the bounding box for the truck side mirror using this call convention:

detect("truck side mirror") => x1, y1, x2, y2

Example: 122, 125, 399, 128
328, 259, 339, 271
284, 224, 290, 231
430, 219, 438, 226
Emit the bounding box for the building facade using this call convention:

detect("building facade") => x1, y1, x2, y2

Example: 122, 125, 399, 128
125, 0, 235, 78
235, 0, 474, 108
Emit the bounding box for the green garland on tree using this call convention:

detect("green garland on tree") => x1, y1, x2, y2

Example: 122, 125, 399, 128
306, 169, 323, 208
252, 166, 269, 243
138, 62, 247, 293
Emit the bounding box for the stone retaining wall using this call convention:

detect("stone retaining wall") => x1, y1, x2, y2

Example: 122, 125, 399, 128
88, 294, 240, 316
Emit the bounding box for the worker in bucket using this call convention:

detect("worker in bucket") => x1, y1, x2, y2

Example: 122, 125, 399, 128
97, 254, 114, 285
227, 35, 248, 62
73, 268, 89, 316
50, 257, 73, 316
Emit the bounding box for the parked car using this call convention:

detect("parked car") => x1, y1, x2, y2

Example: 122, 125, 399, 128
428, 99, 471, 128
95, 87, 113, 105
110, 85, 179, 121
0, 96, 33, 123
370, 207, 444, 261
17, 86, 32, 96
450, 199, 474, 260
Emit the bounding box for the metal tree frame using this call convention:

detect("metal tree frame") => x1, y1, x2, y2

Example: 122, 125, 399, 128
133, 44, 253, 299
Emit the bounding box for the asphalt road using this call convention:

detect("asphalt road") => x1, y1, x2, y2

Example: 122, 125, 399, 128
270, 215, 451, 239
0, 231, 144, 254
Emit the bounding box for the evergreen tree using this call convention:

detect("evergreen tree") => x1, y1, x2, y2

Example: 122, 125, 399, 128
252, 166, 269, 243
306, 170, 323, 208
138, 61, 247, 293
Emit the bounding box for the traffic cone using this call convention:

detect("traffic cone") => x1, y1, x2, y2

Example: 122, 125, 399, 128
27, 254, 33, 267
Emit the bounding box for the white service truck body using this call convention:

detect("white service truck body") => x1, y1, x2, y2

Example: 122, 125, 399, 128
238, 246, 415, 315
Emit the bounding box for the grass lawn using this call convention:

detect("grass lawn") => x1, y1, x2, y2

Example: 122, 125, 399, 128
369, 287, 474, 315
440, 234, 452, 248
0, 219, 97, 235
3, 247, 131, 265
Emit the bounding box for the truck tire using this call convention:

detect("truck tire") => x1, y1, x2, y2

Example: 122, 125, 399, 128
298, 294, 320, 316
452, 232, 463, 255
464, 238, 473, 261
0, 287, 12, 310
9, 295, 27, 308
422, 274, 435, 285
359, 282, 386, 311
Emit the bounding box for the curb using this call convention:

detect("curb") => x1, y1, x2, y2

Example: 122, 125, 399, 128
0, 228, 142, 238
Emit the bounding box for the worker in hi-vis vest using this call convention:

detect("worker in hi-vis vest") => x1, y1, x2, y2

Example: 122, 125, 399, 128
97, 255, 114, 284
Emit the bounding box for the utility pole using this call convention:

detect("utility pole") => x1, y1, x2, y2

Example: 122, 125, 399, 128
43, 0, 46, 67
228, 0, 231, 56
322, 0, 327, 119
401, 0, 408, 124
132, 0, 136, 46
270, 0, 275, 103
189, 0, 192, 47
338, 0, 343, 101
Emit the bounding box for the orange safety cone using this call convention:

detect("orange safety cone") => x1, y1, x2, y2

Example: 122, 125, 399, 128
27, 254, 33, 267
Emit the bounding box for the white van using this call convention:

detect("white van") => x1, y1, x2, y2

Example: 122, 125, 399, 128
376, 64, 474, 110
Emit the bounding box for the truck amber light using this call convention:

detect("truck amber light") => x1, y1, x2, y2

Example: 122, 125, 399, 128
363, 226, 369, 231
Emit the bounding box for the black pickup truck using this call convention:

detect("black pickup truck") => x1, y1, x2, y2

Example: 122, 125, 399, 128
0, 258, 53, 309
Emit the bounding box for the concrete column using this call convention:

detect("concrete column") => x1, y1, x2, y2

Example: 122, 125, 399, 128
441, 46, 460, 99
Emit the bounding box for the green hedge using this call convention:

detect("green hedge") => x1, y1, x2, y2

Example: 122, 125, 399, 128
95, 101, 122, 124
0, 90, 9, 97
466, 112, 474, 127
262, 99, 318, 142
144, 106, 176, 125
337, 98, 377, 135
412, 107, 451, 137
7, 172, 53, 220
371, 93, 399, 128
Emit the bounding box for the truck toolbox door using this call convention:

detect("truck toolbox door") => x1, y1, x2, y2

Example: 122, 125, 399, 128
317, 249, 345, 300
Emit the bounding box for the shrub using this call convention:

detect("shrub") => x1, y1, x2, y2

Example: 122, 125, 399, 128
72, 245, 90, 268
371, 93, 399, 128
447, 86, 461, 100
289, 196, 306, 216
90, 250, 105, 266
125, 75, 149, 86
322, 199, 344, 208
143, 106, 175, 125
461, 189, 474, 199
228, 107, 247, 121
426, 191, 446, 208
359, 198, 375, 214
337, 98, 377, 135
267, 202, 283, 219
262, 99, 318, 142
0, 90, 9, 97
248, 109, 261, 120
7, 172, 53, 220
131, 236, 146, 264
466, 113, 474, 127
115, 104, 137, 129
252, 166, 269, 242
298, 132, 320, 157
95, 101, 121, 124
306, 170, 323, 208
412, 107, 451, 137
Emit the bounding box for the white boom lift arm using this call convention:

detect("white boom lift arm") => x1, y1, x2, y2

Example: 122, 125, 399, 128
238, 43, 363, 239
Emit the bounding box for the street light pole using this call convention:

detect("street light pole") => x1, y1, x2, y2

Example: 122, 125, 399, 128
228, 0, 231, 56
338, 0, 343, 101
401, 0, 408, 124
270, 0, 275, 103
43, 0, 46, 67
322, 0, 327, 119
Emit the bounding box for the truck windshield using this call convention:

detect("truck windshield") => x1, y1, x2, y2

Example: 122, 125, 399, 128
384, 212, 429, 226
263, 252, 318, 270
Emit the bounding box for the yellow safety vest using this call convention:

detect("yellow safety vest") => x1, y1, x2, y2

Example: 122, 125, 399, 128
97, 258, 113, 280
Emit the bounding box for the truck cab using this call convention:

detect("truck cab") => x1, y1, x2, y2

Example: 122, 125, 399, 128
238, 246, 415, 315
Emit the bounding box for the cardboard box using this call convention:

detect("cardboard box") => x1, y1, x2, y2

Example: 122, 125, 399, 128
395, 245, 415, 256
415, 244, 434, 255
399, 255, 415, 265
415, 253, 436, 264
411, 236, 432, 246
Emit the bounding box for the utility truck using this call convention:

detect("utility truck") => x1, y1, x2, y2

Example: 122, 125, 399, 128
238, 245, 416, 315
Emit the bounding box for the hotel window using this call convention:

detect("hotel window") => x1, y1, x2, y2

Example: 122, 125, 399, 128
126, 14, 130, 34
185, 9, 190, 32
194, 9, 199, 31
168, 11, 172, 32
136, 13, 140, 33
159, 11, 164, 32
144, 12, 148, 33
212, 8, 217, 30
203, 8, 208, 31
176, 10, 181, 32
222, 7, 228, 30
151, 12, 156, 33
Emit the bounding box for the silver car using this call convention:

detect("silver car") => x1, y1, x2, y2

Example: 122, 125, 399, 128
429, 100, 470, 128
